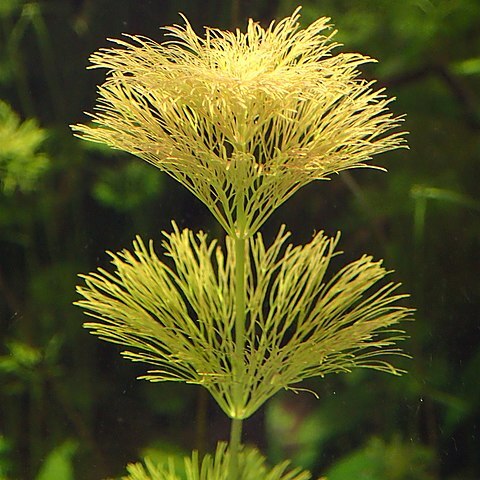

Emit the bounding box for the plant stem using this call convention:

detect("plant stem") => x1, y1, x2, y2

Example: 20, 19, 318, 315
234, 224, 247, 396
229, 417, 243, 478
229, 199, 247, 479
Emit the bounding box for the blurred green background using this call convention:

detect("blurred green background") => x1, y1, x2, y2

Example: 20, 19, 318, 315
0, 0, 479, 478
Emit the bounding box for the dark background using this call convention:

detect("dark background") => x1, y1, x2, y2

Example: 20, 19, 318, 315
1, 0, 479, 478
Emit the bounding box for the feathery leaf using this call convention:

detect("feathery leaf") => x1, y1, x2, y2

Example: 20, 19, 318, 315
76, 223, 412, 419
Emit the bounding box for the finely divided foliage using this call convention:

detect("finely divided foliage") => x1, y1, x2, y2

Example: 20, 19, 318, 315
76, 223, 411, 420
122, 443, 311, 480
72, 8, 405, 237
74, 8, 411, 477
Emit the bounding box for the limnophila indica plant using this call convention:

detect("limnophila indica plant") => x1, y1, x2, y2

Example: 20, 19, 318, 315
72, 7, 412, 480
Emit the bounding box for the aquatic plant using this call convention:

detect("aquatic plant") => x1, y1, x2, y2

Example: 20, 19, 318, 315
72, 8, 412, 479
0, 100, 49, 195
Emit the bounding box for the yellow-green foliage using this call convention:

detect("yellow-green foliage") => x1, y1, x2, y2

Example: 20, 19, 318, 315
72, 7, 404, 238
77, 222, 411, 420
122, 443, 311, 480
0, 100, 49, 194
72, 7, 411, 479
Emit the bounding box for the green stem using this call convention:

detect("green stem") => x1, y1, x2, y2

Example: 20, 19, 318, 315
234, 232, 247, 381
229, 418, 243, 479
229, 199, 247, 479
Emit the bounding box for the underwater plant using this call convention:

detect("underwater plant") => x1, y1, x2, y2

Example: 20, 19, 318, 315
0, 100, 49, 195
72, 8, 412, 480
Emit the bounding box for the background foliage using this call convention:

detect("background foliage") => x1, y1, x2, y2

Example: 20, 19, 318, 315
0, 0, 478, 479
